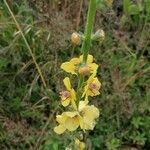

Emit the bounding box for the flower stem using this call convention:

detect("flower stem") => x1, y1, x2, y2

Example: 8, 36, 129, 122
81, 0, 97, 63
77, 0, 97, 104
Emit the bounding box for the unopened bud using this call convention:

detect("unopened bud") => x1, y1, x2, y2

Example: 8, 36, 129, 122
92, 29, 105, 42
78, 65, 90, 76
71, 32, 80, 46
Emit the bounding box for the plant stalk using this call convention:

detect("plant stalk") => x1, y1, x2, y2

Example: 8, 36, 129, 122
81, 0, 97, 63
77, 0, 97, 104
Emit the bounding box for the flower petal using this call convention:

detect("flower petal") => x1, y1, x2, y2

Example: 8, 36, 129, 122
78, 101, 86, 112
54, 125, 66, 134
56, 114, 67, 124
88, 63, 98, 73
70, 89, 77, 110
70, 89, 76, 101
61, 62, 76, 74
65, 116, 80, 131
95, 78, 101, 89
79, 103, 100, 130
84, 105, 100, 120
82, 105, 99, 130
79, 54, 93, 63
65, 111, 78, 117
82, 85, 89, 98
87, 54, 94, 63
63, 77, 71, 90
70, 58, 80, 64
61, 98, 70, 107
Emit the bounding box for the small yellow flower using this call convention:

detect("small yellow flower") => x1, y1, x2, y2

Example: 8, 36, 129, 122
54, 111, 81, 134
82, 74, 101, 102
75, 138, 85, 150
60, 77, 77, 109
54, 101, 99, 134
78, 101, 99, 130
61, 54, 98, 75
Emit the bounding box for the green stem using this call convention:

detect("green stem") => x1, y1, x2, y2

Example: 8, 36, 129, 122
81, 0, 97, 63
76, 0, 97, 104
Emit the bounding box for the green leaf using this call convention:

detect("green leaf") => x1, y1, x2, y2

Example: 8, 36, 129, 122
123, 0, 130, 15
128, 4, 140, 15
131, 117, 143, 129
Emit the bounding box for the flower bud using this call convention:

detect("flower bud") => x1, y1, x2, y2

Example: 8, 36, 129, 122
92, 29, 105, 42
78, 65, 90, 76
71, 32, 80, 46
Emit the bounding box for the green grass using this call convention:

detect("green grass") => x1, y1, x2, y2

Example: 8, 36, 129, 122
0, 0, 150, 149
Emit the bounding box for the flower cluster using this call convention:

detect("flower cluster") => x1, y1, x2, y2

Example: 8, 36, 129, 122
54, 54, 101, 135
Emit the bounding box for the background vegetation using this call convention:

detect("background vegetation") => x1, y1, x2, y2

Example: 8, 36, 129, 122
0, 0, 150, 149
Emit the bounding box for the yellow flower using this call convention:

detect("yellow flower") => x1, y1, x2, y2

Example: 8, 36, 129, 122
54, 101, 99, 134
82, 74, 101, 102
54, 111, 81, 134
75, 138, 85, 150
60, 77, 77, 109
78, 101, 99, 130
61, 55, 98, 75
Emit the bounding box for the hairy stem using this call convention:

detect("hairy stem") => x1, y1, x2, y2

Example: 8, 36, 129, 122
77, 0, 97, 104
81, 0, 97, 63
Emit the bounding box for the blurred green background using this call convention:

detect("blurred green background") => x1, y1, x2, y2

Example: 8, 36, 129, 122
0, 0, 150, 149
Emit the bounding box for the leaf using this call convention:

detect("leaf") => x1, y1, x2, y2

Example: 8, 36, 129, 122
128, 4, 140, 15
123, 0, 130, 15
131, 117, 143, 129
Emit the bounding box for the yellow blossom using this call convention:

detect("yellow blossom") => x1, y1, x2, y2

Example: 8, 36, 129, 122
54, 111, 81, 134
75, 138, 85, 150
61, 54, 98, 75
54, 101, 99, 134
60, 77, 77, 109
78, 101, 99, 130
82, 74, 101, 102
